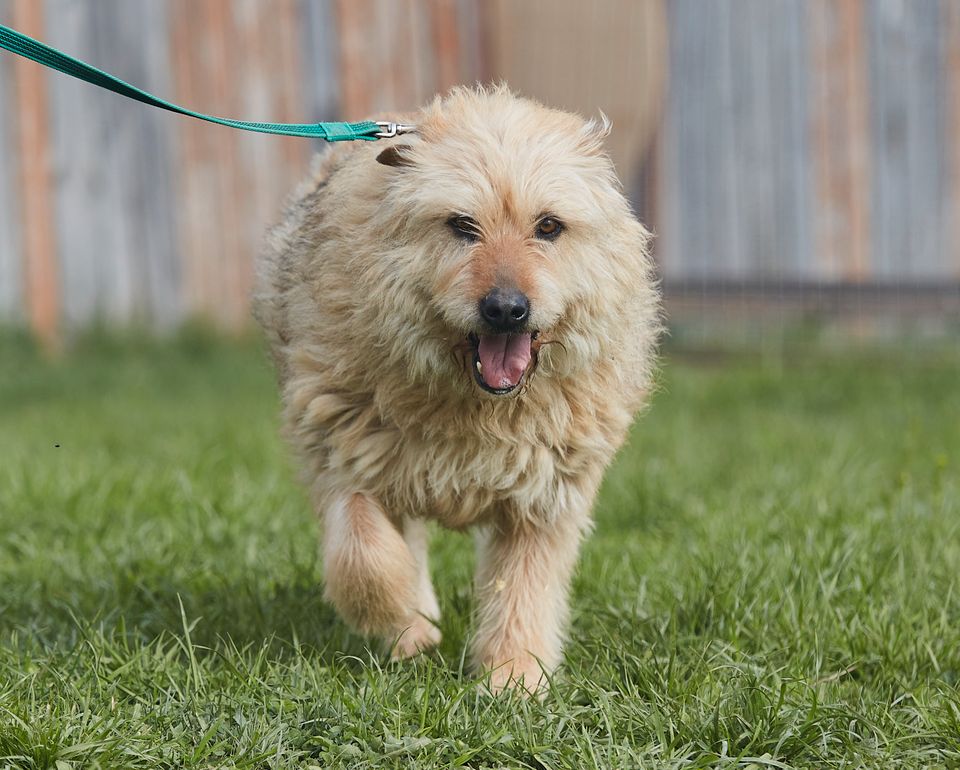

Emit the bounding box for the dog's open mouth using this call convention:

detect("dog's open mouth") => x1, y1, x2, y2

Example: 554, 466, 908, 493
467, 332, 537, 395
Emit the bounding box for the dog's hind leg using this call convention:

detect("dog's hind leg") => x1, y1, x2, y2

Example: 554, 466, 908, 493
322, 493, 439, 657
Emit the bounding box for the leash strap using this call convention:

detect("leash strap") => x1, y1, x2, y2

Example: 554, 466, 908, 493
0, 23, 397, 142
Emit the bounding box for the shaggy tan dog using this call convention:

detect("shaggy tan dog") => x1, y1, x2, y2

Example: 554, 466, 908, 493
254, 86, 660, 693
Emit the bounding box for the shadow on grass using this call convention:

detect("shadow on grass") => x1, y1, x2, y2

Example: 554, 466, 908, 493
2, 570, 369, 666
3, 551, 475, 677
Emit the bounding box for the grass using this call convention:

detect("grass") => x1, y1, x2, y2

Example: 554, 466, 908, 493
0, 328, 958, 769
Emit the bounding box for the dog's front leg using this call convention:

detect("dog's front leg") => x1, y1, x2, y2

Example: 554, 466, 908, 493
471, 512, 586, 694
322, 493, 440, 657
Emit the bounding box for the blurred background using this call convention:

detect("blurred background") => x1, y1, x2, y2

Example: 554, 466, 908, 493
1, 0, 959, 350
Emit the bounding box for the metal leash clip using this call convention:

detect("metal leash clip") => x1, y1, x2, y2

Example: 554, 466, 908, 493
375, 121, 417, 138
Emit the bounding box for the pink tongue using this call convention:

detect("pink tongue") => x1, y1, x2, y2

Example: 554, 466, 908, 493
477, 333, 532, 390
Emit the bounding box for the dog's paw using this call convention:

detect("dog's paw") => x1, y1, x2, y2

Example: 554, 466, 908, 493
485, 657, 547, 696
389, 615, 442, 660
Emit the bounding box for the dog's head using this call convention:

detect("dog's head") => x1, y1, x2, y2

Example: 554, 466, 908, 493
371, 86, 654, 398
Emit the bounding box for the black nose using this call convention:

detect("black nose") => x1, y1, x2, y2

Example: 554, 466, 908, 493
479, 288, 530, 332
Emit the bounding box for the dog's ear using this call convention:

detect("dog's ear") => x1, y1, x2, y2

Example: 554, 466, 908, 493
377, 144, 415, 168
579, 111, 612, 155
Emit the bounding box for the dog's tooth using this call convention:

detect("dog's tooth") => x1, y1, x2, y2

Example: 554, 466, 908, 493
476, 359, 483, 374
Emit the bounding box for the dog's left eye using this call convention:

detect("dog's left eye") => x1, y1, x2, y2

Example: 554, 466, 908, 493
448, 215, 481, 242
536, 216, 563, 240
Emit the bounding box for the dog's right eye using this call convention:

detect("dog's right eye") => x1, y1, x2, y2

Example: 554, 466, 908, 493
447, 215, 481, 242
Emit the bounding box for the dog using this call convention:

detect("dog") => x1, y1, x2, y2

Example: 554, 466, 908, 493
254, 85, 660, 693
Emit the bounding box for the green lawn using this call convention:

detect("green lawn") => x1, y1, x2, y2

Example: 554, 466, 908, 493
1, 330, 958, 769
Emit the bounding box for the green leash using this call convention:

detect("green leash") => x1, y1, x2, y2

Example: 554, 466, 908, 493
0, 23, 414, 141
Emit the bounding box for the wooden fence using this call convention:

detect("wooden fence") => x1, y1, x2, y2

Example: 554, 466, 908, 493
1, 0, 958, 346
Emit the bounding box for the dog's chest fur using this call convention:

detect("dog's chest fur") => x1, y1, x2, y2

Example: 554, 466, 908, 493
287, 371, 622, 528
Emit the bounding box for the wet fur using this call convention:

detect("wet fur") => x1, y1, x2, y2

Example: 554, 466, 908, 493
254, 86, 661, 692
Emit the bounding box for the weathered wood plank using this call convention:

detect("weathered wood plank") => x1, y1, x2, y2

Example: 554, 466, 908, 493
946, 0, 960, 278
428, 0, 460, 93
334, 0, 376, 119
334, 0, 469, 119
902, 3, 949, 280
392, 0, 418, 108
777, 0, 815, 279
662, 0, 737, 279
868, 0, 949, 280
45, 0, 107, 328
407, 0, 433, 104
454, 0, 484, 83
0, 2, 23, 323
745, 0, 810, 280
810, 0, 872, 281
204, 0, 245, 328
125, 1, 183, 330
13, 0, 59, 348
232, 0, 312, 328
661, 0, 830, 283
170, 0, 226, 322
91, 0, 174, 327
301, 0, 341, 136
265, 0, 312, 206
54, 1, 135, 325
46, 0, 182, 329
722, 0, 813, 280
